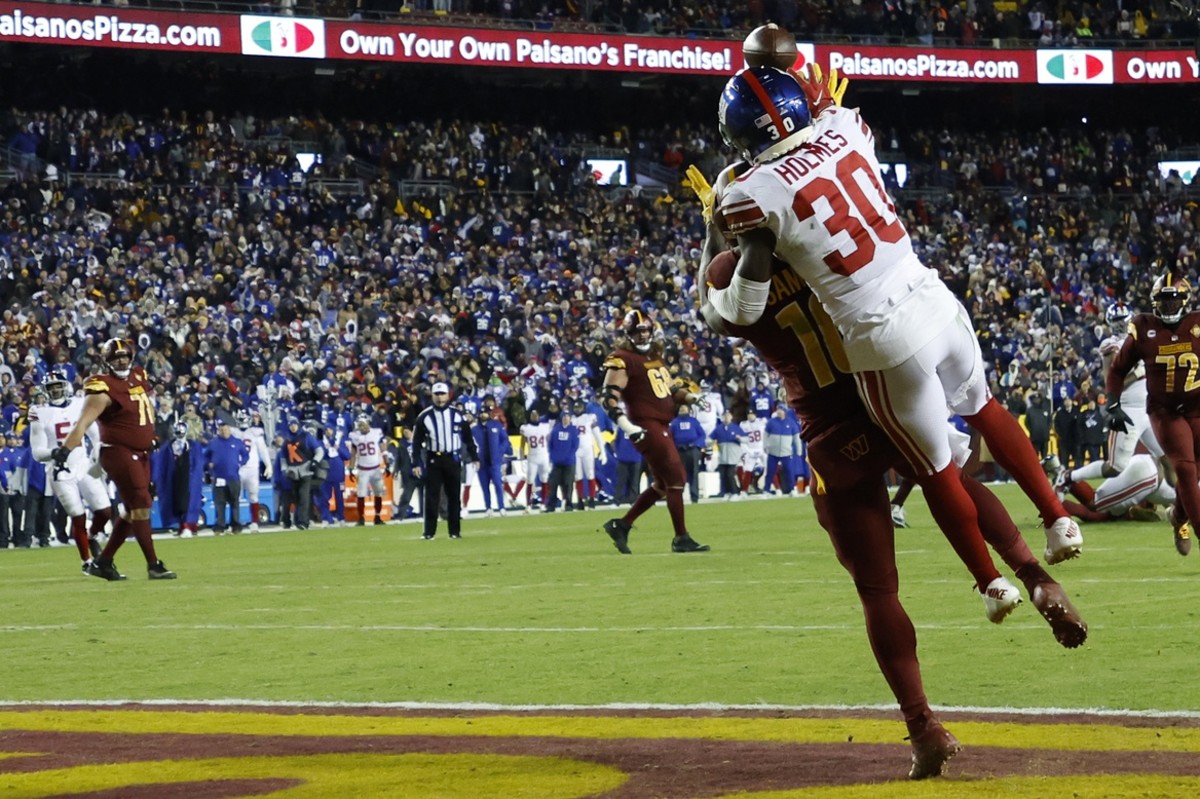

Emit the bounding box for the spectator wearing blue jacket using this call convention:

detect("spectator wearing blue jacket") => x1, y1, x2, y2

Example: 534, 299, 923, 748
765, 407, 801, 496
205, 420, 249, 534
319, 427, 351, 525
475, 412, 512, 516
546, 412, 579, 512
613, 428, 644, 505
670, 405, 707, 504
22, 427, 55, 547
709, 411, 747, 499
0, 429, 23, 547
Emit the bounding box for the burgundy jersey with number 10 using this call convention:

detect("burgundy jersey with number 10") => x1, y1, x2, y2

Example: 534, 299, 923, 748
705, 250, 861, 444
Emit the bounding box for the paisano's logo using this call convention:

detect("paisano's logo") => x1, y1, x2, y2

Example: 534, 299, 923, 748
240, 15, 326, 59
1036, 50, 1113, 84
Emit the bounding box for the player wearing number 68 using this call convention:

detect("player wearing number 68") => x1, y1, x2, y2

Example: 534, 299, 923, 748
708, 65, 1081, 609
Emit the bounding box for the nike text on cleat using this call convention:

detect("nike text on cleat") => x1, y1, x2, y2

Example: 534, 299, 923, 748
981, 576, 1022, 624
1044, 516, 1083, 565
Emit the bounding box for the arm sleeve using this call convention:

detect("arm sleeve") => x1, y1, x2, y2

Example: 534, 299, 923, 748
29, 419, 53, 463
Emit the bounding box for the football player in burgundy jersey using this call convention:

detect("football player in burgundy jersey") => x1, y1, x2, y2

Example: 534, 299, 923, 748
599, 310, 710, 554
695, 181, 1086, 779
1107, 273, 1200, 555
55, 338, 176, 581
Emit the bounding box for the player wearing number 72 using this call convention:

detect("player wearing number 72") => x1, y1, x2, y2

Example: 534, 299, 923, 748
57, 337, 176, 581
709, 65, 1081, 614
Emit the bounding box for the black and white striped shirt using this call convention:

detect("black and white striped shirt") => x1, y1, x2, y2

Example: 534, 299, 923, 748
412, 404, 477, 464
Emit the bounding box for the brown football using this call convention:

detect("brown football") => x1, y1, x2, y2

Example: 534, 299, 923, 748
742, 23, 798, 71
704, 249, 738, 290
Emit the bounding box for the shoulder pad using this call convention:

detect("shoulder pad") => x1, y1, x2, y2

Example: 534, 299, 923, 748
1127, 320, 1137, 340
602, 355, 627, 371
84, 377, 110, 393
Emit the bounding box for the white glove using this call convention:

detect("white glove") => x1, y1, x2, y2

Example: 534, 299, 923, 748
687, 393, 711, 412
617, 415, 646, 443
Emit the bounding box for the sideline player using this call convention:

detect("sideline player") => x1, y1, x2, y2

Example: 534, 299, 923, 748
600, 310, 710, 554
54, 339, 176, 581
519, 409, 552, 513
28, 369, 112, 572
235, 410, 273, 532
709, 63, 1081, 581
349, 414, 388, 525
572, 399, 607, 509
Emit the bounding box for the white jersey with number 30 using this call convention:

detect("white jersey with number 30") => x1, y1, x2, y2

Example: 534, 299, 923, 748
720, 105, 958, 371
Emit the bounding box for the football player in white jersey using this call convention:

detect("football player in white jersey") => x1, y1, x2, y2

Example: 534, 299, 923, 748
235, 411, 273, 532
708, 65, 1080, 600
1058, 453, 1177, 523
692, 380, 724, 439
349, 415, 387, 525
572, 400, 607, 509
739, 408, 767, 494
28, 370, 112, 572
519, 409, 553, 513
1051, 302, 1169, 492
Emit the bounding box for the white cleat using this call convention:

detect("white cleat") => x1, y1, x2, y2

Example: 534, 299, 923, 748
981, 576, 1023, 624
890, 503, 908, 528
180, 529, 194, 539
248, 523, 259, 534
1044, 516, 1083, 565
499, 508, 508, 517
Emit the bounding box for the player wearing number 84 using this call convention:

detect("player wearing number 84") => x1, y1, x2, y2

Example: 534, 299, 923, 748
709, 65, 1081, 612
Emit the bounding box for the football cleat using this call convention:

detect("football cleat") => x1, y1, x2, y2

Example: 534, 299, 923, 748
671, 535, 711, 553
907, 719, 961, 780
87, 559, 127, 582
890, 503, 908, 529
1030, 580, 1088, 649
981, 576, 1022, 624
148, 560, 177, 580
1044, 517, 1083, 565
603, 518, 632, 554
1171, 507, 1192, 556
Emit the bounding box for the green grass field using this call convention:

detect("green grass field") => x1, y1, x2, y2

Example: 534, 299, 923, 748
3, 484, 1196, 714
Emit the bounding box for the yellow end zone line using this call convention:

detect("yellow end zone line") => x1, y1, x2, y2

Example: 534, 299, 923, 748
1, 711, 1199, 753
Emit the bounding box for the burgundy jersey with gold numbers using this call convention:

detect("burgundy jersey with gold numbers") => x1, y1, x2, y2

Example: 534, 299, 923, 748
707, 251, 862, 443
603, 348, 677, 425
1108, 311, 1200, 417
83, 366, 156, 451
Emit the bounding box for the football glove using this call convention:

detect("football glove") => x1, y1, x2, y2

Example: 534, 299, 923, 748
792, 63, 848, 115
686, 392, 711, 412
685, 165, 715, 223
1106, 401, 1132, 434
50, 446, 71, 477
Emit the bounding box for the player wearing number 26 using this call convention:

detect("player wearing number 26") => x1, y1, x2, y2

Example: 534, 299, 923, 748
709, 66, 1080, 604
58, 337, 176, 580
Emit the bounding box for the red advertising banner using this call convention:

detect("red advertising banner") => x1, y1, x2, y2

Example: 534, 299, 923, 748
322, 19, 736, 74
0, 1, 237, 53
0, 1, 1196, 83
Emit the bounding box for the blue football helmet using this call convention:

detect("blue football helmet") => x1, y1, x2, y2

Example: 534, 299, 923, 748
718, 66, 813, 165
43, 369, 72, 406
1105, 301, 1132, 330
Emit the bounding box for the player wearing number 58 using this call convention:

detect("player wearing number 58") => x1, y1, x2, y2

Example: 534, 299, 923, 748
707, 64, 1080, 610
58, 338, 176, 581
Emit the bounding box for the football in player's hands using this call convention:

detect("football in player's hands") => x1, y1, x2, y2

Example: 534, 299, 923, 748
743, 23, 798, 71
705, 250, 738, 291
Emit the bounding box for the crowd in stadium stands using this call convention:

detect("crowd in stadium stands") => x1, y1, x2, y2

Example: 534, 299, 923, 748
0, 103, 1198, 532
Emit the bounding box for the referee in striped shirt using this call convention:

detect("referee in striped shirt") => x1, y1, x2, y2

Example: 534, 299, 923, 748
411, 382, 479, 539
